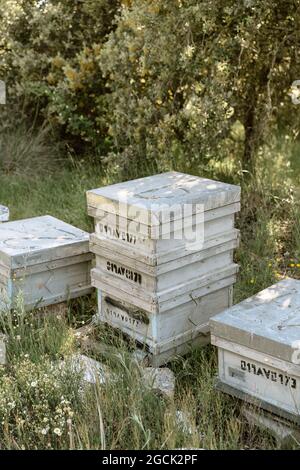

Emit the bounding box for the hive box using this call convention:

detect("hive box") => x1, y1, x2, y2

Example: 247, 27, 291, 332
97, 277, 235, 362
0, 216, 93, 311
210, 278, 300, 425
87, 172, 241, 253
92, 203, 240, 263
91, 230, 239, 294
0, 205, 9, 223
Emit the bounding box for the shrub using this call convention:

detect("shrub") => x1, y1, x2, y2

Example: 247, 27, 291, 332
0, 0, 120, 154
100, 0, 300, 176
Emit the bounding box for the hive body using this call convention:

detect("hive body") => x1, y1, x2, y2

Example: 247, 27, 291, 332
0, 216, 93, 311
210, 278, 300, 424
87, 172, 240, 365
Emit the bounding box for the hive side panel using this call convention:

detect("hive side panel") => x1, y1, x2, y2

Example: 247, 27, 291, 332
216, 344, 300, 419
12, 260, 92, 310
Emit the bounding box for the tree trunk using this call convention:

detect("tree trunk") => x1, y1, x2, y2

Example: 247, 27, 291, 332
243, 104, 256, 176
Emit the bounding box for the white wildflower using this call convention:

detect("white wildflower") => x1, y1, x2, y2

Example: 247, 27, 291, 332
53, 428, 62, 436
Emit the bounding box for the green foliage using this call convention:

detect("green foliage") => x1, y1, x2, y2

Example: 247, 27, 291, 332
1, 1, 300, 170
101, 0, 236, 176
101, 0, 300, 175
0, 121, 61, 176
0, 0, 120, 153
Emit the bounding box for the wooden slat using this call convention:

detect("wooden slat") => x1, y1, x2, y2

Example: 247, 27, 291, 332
90, 229, 239, 269
95, 249, 234, 293
214, 342, 300, 423
0, 261, 93, 311
89, 202, 240, 238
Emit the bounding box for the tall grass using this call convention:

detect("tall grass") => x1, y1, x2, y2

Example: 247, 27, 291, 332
0, 120, 63, 177
0, 126, 299, 449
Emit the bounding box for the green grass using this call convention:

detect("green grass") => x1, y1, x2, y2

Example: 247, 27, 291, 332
0, 129, 299, 449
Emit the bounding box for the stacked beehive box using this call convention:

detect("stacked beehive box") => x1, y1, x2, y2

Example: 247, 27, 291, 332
0, 215, 93, 311
87, 171, 241, 365
0, 205, 9, 223
210, 278, 300, 427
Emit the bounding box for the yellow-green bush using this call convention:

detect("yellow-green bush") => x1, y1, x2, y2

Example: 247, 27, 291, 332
100, 0, 300, 176
1, 0, 300, 171
0, 0, 120, 153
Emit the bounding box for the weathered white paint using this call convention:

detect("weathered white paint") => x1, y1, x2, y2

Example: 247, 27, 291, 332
94, 246, 234, 293
0, 216, 93, 311
0, 206, 9, 223
87, 171, 241, 228
92, 263, 238, 313
0, 215, 90, 268
216, 345, 300, 424
88, 172, 240, 364
211, 278, 300, 363
97, 284, 233, 355
91, 202, 240, 240
210, 278, 300, 424
92, 232, 238, 279
91, 216, 239, 264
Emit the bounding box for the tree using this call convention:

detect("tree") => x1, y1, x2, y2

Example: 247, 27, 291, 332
101, 0, 300, 175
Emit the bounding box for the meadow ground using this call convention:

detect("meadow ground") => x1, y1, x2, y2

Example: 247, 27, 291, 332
0, 129, 299, 449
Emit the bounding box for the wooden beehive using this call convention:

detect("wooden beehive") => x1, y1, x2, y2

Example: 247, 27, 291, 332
87, 172, 241, 253
0, 205, 9, 223
88, 172, 240, 364
0, 215, 93, 311
210, 278, 300, 425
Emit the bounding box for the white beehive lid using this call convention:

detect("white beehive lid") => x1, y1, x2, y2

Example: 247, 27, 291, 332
87, 172, 240, 226
210, 278, 300, 364
0, 215, 90, 269
0, 205, 9, 222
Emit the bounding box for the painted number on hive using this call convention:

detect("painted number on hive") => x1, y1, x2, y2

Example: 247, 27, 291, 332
241, 361, 297, 389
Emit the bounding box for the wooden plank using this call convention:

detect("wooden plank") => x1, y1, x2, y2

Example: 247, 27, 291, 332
95, 249, 234, 293
211, 278, 300, 364
211, 335, 300, 376
0, 260, 92, 311
91, 230, 239, 271
11, 252, 94, 278
93, 265, 237, 315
